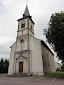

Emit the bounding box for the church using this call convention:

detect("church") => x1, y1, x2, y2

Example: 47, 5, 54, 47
8, 5, 55, 76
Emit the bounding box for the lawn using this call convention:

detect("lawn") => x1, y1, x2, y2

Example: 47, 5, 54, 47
42, 71, 64, 78
0, 73, 7, 74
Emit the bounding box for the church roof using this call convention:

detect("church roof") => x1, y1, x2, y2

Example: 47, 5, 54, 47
41, 40, 54, 55
17, 16, 35, 24
23, 5, 30, 16
17, 5, 35, 24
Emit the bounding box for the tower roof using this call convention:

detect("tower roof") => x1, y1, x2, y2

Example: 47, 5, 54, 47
23, 5, 30, 17
17, 5, 35, 24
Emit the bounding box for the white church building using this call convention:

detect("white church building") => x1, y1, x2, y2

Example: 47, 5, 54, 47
8, 6, 55, 76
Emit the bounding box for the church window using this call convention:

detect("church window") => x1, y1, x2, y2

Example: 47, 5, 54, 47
20, 39, 24, 43
30, 23, 33, 30
21, 23, 25, 28
21, 20, 25, 28
47, 54, 48, 57
31, 25, 32, 30
18, 24, 19, 31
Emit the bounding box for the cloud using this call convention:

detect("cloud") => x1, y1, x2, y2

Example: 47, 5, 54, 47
0, 0, 64, 61
0, 0, 7, 15
0, 35, 15, 59
0, 0, 4, 7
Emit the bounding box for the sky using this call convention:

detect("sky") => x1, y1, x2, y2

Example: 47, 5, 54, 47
0, 0, 64, 63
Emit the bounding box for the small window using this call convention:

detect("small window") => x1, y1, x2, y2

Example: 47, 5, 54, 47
31, 25, 32, 30
47, 54, 48, 57
21, 20, 25, 28
18, 24, 19, 31
21, 23, 25, 28
20, 39, 24, 43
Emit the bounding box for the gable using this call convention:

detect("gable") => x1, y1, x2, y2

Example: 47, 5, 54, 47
16, 56, 27, 61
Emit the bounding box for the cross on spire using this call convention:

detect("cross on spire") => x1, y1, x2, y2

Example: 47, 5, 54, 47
26, 0, 28, 5
23, 5, 30, 17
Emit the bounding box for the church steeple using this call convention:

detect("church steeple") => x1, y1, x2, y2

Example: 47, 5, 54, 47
17, 5, 35, 36
17, 5, 34, 24
23, 5, 30, 17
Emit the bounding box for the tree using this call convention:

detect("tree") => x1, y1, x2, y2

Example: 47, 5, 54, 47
44, 11, 64, 63
61, 62, 64, 70
0, 58, 4, 73
4, 59, 9, 73
0, 58, 9, 73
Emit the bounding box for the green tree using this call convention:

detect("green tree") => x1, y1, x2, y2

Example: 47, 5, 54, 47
0, 58, 4, 73
4, 59, 9, 73
44, 11, 64, 63
0, 58, 9, 73
61, 63, 64, 70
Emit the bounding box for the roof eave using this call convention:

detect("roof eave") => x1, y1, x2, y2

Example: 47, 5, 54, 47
41, 40, 54, 55
17, 16, 35, 24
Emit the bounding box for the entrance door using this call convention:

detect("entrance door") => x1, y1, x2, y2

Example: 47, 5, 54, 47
19, 62, 23, 73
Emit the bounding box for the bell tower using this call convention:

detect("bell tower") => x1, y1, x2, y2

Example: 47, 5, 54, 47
17, 5, 35, 37
14, 5, 35, 74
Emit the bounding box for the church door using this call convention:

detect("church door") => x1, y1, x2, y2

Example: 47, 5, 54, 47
19, 62, 23, 73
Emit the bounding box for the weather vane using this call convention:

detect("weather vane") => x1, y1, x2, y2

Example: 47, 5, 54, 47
26, 0, 28, 5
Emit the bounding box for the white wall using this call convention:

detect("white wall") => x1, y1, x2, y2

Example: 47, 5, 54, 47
29, 36, 44, 75
41, 43, 56, 74
17, 17, 34, 37
15, 35, 28, 52
8, 43, 16, 75
18, 18, 28, 31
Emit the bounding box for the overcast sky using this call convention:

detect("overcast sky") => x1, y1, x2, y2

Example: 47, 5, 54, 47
0, 0, 64, 62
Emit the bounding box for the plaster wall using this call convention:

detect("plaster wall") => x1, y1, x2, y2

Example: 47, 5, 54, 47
29, 36, 44, 75
8, 43, 16, 75
15, 35, 28, 52
14, 35, 29, 74
17, 29, 28, 36
17, 18, 34, 37
41, 44, 55, 74
29, 19, 34, 33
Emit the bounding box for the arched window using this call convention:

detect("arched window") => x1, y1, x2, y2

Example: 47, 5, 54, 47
21, 20, 25, 28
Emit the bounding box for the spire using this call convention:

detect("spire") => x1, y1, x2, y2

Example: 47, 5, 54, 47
23, 5, 30, 17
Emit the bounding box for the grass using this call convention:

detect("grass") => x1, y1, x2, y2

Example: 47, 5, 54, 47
42, 71, 64, 78
0, 73, 7, 74
0, 71, 64, 78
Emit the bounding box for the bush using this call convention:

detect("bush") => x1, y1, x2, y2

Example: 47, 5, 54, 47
56, 68, 61, 71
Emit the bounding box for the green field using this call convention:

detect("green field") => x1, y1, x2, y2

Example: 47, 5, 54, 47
42, 71, 64, 78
